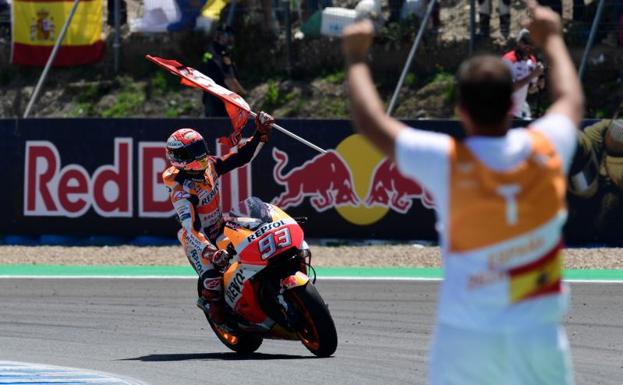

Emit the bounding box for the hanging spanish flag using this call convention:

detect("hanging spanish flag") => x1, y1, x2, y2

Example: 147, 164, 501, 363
11, 0, 104, 66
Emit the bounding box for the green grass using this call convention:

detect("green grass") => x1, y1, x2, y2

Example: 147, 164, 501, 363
69, 102, 95, 117
151, 71, 179, 95
323, 70, 345, 85
76, 83, 100, 104
405, 73, 418, 87
102, 82, 145, 118
164, 99, 195, 118
260, 79, 296, 112
431, 72, 456, 104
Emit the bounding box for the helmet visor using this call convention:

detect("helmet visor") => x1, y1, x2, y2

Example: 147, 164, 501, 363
169, 139, 209, 164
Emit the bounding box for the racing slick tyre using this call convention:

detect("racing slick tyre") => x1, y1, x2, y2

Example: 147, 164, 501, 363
286, 282, 338, 357
204, 314, 264, 354
197, 283, 263, 354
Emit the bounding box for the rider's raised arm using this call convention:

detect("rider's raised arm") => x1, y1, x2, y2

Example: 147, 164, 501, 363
214, 111, 274, 176
213, 132, 263, 176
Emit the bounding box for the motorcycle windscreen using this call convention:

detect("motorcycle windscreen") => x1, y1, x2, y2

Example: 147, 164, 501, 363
228, 196, 273, 227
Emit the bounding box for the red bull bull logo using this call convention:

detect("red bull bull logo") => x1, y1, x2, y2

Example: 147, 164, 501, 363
271, 134, 435, 225
271, 148, 359, 212
365, 159, 435, 213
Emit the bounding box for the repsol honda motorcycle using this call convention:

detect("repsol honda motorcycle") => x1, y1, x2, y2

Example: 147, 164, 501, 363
199, 197, 338, 357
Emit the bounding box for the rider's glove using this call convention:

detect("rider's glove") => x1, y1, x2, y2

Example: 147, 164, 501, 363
207, 249, 231, 270
255, 111, 274, 143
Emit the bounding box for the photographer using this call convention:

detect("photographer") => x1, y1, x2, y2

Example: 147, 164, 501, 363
502, 28, 545, 119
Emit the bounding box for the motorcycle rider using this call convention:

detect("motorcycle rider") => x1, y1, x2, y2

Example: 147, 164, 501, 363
163, 112, 274, 326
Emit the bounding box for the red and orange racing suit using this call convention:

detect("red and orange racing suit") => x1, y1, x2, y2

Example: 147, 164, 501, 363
163, 133, 263, 276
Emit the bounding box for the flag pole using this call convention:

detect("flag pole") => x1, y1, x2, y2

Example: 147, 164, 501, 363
248, 111, 326, 154
145, 55, 327, 154
24, 0, 82, 118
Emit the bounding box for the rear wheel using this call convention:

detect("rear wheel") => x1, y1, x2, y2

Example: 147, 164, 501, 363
286, 283, 338, 357
204, 314, 263, 354
197, 282, 263, 354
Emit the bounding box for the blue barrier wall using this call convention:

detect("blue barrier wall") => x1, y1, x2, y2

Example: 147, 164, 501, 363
1, 118, 614, 244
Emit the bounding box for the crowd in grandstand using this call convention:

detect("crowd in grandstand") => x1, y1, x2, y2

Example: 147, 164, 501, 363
1, 0, 622, 119
2, 1, 622, 49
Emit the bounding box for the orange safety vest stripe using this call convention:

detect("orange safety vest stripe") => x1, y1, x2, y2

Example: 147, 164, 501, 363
448, 130, 566, 253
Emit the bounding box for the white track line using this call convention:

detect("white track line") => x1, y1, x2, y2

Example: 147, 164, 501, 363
0, 361, 147, 385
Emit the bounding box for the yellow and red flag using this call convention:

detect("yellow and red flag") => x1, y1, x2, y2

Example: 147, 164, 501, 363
11, 0, 104, 66
146, 55, 252, 146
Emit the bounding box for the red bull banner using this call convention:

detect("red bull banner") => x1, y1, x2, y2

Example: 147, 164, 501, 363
1, 118, 443, 239
11, 0, 104, 66
0, 117, 617, 244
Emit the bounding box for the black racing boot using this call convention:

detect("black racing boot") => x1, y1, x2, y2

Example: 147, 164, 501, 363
196, 273, 227, 326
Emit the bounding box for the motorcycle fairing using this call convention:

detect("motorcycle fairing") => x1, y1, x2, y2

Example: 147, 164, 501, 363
223, 262, 262, 307
223, 208, 305, 265
236, 279, 268, 324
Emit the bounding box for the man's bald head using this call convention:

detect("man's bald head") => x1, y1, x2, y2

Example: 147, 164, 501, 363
457, 55, 514, 131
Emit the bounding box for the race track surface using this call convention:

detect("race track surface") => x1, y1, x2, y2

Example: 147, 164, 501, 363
0, 279, 622, 385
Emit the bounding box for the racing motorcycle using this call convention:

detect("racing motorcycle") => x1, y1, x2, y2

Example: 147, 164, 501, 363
198, 197, 338, 357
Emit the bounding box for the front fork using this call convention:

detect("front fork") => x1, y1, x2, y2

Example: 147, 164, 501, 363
277, 271, 310, 328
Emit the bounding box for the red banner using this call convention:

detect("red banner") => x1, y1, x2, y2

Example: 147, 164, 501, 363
146, 56, 251, 145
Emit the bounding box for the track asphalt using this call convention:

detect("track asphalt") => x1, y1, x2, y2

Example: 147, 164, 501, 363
0, 275, 621, 385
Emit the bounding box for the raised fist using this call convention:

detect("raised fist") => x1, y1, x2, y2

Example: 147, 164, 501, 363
342, 19, 374, 64
524, 0, 562, 48
255, 111, 274, 143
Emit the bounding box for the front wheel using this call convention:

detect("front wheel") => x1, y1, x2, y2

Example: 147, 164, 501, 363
285, 283, 338, 357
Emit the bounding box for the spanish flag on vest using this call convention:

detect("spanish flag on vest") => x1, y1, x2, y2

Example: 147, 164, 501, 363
11, 0, 104, 66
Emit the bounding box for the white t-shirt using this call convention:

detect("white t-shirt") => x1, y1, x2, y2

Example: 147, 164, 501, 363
395, 114, 577, 330
395, 114, 576, 225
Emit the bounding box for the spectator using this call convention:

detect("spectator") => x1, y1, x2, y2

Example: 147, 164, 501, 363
389, 0, 441, 32
478, 0, 510, 39
168, 0, 206, 32
503, 29, 545, 119
342, 0, 584, 385
342, 2, 583, 383
199, 24, 247, 117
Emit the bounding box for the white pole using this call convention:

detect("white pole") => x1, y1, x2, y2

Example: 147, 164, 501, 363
24, 0, 81, 118
386, 0, 437, 116
578, 0, 606, 81
248, 112, 326, 153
